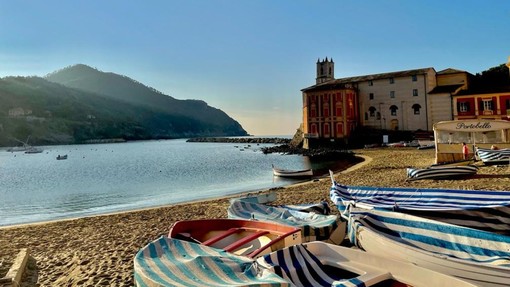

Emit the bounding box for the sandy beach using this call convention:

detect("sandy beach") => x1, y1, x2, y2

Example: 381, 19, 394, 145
2, 147, 510, 286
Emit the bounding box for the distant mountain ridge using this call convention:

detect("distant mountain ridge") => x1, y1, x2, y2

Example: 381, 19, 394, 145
0, 64, 247, 147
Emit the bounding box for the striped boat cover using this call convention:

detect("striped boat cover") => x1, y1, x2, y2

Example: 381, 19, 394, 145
329, 180, 510, 235
228, 199, 340, 241
134, 236, 292, 287
476, 147, 510, 165
347, 208, 510, 267
406, 165, 478, 180
280, 201, 331, 215
258, 244, 366, 287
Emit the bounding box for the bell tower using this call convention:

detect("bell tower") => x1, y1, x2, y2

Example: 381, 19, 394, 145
316, 57, 335, 84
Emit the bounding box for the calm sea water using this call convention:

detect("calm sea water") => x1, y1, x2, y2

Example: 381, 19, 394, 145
0, 139, 342, 227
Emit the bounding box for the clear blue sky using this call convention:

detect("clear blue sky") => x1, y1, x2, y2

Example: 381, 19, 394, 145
1, 1, 509, 135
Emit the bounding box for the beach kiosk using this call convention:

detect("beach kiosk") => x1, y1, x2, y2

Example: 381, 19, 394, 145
433, 120, 510, 164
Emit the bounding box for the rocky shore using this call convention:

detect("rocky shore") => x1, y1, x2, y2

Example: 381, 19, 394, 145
1, 147, 510, 286
186, 137, 291, 144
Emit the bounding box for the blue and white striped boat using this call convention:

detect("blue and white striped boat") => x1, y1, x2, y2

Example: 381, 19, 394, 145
134, 236, 290, 287
476, 147, 510, 165
347, 208, 510, 286
329, 171, 510, 235
134, 236, 476, 287
406, 164, 478, 180
228, 194, 345, 244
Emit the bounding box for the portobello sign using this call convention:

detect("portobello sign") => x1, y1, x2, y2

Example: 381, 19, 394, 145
433, 120, 510, 132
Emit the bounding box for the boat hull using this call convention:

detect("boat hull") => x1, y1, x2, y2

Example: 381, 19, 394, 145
168, 218, 302, 258
406, 164, 478, 180
272, 166, 313, 178
476, 147, 510, 165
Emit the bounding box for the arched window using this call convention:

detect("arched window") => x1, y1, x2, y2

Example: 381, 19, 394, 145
412, 104, 421, 115
368, 106, 376, 117
389, 105, 398, 116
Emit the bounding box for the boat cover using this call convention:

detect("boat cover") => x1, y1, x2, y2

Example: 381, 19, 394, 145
134, 236, 291, 287
476, 147, 510, 165
258, 244, 367, 287
347, 208, 510, 267
228, 199, 341, 242
330, 177, 510, 235
406, 165, 478, 180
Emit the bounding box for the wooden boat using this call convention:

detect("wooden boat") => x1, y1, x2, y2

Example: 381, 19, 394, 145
406, 164, 478, 180
168, 218, 301, 258
134, 236, 476, 287
228, 193, 345, 244
56, 154, 68, 160
329, 171, 510, 235
347, 208, 510, 287
258, 241, 477, 287
272, 164, 313, 178
476, 147, 510, 165
134, 236, 291, 287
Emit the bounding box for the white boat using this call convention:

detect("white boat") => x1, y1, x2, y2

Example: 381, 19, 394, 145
406, 164, 478, 180
228, 193, 345, 244
134, 236, 476, 287
476, 147, 510, 165
272, 165, 313, 178
347, 208, 510, 287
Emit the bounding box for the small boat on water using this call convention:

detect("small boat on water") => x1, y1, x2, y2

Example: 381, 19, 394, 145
134, 236, 476, 287
347, 208, 510, 287
476, 147, 510, 165
228, 193, 345, 244
406, 164, 478, 180
329, 171, 510, 235
168, 218, 301, 258
24, 146, 43, 154
272, 164, 313, 178
56, 154, 68, 160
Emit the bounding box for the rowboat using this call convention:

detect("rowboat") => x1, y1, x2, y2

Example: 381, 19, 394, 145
406, 164, 478, 180
259, 241, 477, 287
134, 236, 476, 287
272, 165, 313, 178
228, 193, 345, 244
134, 236, 291, 287
347, 208, 510, 287
168, 218, 301, 258
476, 147, 510, 165
329, 171, 510, 235
56, 154, 68, 160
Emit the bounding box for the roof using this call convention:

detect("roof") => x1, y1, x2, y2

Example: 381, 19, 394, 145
454, 85, 510, 96
302, 67, 434, 92
428, 84, 464, 94
436, 68, 469, 75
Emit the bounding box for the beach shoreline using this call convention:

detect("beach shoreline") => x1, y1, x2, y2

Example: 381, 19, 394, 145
1, 147, 509, 286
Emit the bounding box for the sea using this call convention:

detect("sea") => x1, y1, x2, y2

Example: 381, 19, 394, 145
0, 138, 348, 227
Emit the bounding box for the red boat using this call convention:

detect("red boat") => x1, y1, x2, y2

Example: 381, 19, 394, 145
168, 218, 302, 258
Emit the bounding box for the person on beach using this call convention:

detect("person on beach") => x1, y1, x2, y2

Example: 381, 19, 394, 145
462, 142, 469, 159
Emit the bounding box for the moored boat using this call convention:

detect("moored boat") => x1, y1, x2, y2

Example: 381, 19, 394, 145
56, 154, 68, 160
406, 164, 478, 180
329, 171, 510, 235
347, 208, 510, 287
228, 193, 345, 244
272, 165, 313, 178
168, 218, 301, 258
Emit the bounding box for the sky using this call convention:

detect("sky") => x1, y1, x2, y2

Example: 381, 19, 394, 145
1, 1, 509, 136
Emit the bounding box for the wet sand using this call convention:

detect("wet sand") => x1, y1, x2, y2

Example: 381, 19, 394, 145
1, 147, 509, 286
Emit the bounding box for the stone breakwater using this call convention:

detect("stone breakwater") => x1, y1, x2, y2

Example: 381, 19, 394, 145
186, 137, 291, 144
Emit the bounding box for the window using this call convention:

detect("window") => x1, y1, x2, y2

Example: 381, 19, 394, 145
412, 104, 421, 115
390, 105, 398, 116
323, 103, 330, 117
482, 100, 493, 111
390, 91, 395, 98
389, 77, 394, 84
369, 93, 374, 100
376, 112, 381, 120
364, 112, 368, 120
413, 89, 418, 97
458, 102, 470, 112
412, 75, 417, 81
368, 106, 376, 117
368, 80, 373, 86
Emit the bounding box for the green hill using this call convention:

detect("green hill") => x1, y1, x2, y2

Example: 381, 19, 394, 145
0, 65, 247, 147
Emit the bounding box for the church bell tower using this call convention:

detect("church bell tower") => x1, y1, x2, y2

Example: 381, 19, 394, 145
316, 57, 335, 84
